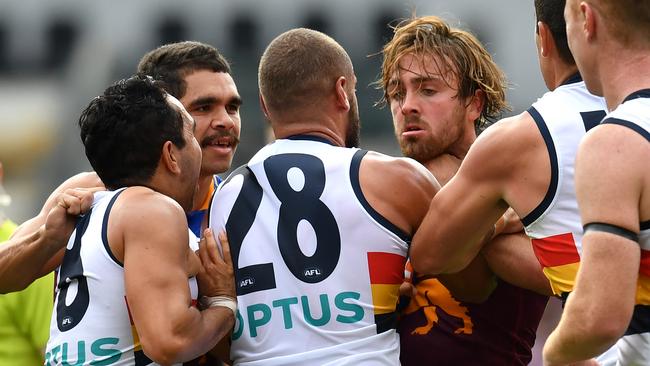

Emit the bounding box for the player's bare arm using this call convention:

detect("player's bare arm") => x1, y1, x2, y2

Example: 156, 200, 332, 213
544, 125, 649, 365
410, 116, 520, 275
483, 233, 553, 296
116, 187, 235, 364
0, 173, 102, 293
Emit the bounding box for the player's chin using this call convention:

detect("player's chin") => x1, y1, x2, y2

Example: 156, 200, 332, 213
204, 160, 233, 176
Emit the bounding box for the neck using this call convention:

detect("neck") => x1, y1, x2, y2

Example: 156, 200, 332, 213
422, 154, 463, 186
272, 120, 345, 147
601, 49, 650, 110
193, 174, 213, 211
555, 66, 580, 89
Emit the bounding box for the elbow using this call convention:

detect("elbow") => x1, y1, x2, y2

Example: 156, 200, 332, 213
140, 335, 187, 365
410, 254, 470, 276
410, 255, 443, 276
587, 318, 627, 349
410, 254, 462, 276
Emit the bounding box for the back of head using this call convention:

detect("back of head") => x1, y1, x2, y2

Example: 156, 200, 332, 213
379, 16, 508, 129
79, 74, 185, 190
535, 0, 575, 64
258, 28, 355, 116
137, 41, 231, 99
593, 0, 650, 48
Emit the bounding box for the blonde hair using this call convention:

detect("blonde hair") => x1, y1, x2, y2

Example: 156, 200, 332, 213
378, 16, 509, 128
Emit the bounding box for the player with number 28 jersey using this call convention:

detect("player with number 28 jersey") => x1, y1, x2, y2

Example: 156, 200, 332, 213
209, 136, 409, 365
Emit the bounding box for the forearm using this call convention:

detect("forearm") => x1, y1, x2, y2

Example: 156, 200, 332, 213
482, 233, 552, 296
544, 319, 613, 366
144, 305, 235, 364
0, 226, 58, 293
437, 255, 497, 303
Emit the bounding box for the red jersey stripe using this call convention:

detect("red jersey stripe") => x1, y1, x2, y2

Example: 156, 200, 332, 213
532, 232, 580, 268
640, 249, 650, 278
367, 252, 406, 284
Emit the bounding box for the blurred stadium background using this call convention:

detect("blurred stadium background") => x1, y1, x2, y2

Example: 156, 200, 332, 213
0, 1, 558, 364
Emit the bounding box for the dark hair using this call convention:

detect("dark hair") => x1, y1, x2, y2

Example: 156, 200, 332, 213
137, 41, 231, 99
535, 0, 575, 64
79, 74, 186, 189
258, 28, 354, 114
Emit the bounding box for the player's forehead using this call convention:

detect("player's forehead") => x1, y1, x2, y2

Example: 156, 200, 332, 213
390, 52, 457, 86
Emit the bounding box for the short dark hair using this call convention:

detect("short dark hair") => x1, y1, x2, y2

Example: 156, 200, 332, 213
258, 28, 354, 115
137, 41, 231, 99
535, 0, 575, 64
79, 74, 186, 189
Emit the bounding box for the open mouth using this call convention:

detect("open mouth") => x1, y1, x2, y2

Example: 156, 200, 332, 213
202, 134, 238, 151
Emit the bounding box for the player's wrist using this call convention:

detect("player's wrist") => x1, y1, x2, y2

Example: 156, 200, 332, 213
199, 295, 237, 316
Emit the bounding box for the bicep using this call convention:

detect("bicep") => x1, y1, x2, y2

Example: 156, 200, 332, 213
123, 209, 194, 339
575, 127, 642, 229
483, 232, 552, 296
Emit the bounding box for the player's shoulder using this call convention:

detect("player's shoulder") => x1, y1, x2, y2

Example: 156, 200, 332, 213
473, 112, 538, 156
364, 151, 436, 180
113, 186, 185, 224
361, 151, 440, 195
57, 171, 104, 191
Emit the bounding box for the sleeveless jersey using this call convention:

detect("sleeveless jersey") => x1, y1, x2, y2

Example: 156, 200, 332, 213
522, 74, 607, 296
600, 90, 650, 365
208, 135, 408, 365
398, 262, 547, 365
44, 189, 199, 366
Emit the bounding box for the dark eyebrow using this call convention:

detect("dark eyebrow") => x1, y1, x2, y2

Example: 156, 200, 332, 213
187, 95, 243, 109
229, 95, 243, 107
187, 96, 217, 110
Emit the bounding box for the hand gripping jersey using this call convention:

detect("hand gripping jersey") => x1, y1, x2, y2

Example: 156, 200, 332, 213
600, 90, 650, 365
522, 75, 607, 297
209, 136, 408, 365
44, 189, 199, 366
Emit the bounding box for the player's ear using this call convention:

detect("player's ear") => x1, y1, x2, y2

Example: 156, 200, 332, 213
335, 76, 351, 111
259, 94, 270, 119
160, 140, 181, 175
467, 89, 485, 123
582, 2, 597, 41
537, 21, 552, 58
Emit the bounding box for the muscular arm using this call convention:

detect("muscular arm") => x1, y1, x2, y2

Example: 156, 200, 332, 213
0, 173, 101, 293
120, 190, 234, 364
410, 120, 520, 275
544, 125, 646, 365
483, 232, 552, 296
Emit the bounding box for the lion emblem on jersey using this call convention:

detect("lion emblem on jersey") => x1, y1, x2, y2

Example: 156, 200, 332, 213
403, 277, 473, 335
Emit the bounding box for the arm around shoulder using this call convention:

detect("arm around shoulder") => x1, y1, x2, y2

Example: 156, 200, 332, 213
0, 173, 101, 293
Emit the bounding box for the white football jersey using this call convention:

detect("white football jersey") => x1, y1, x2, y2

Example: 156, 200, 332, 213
45, 189, 199, 366
209, 136, 408, 365
600, 90, 650, 366
522, 76, 607, 296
